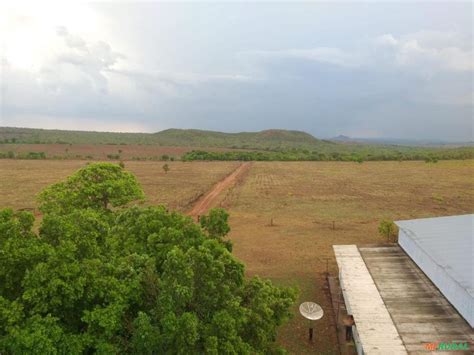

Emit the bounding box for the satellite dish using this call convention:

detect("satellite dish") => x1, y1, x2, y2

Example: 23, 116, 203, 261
299, 302, 324, 321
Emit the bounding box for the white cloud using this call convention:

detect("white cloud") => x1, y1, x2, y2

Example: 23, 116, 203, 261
244, 47, 365, 68
245, 30, 472, 73
3, 114, 152, 133
1, 22, 254, 124
374, 31, 473, 72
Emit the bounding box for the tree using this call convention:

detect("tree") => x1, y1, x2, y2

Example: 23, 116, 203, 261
38, 163, 144, 214
200, 208, 232, 251
162, 163, 170, 174
378, 220, 398, 243
0, 167, 296, 354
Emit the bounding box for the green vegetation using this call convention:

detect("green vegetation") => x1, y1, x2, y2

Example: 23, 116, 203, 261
182, 147, 474, 162
0, 151, 47, 159
0, 163, 296, 353
0, 127, 322, 149
378, 220, 398, 243
199, 209, 232, 252
106, 154, 121, 160
2, 127, 473, 161
38, 163, 144, 213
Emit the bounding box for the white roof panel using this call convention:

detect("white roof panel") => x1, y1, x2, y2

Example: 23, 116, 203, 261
395, 214, 473, 295
333, 245, 407, 354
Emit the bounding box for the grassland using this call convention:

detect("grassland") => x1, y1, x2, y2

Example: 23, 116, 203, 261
1, 159, 473, 353
0, 160, 240, 212
218, 160, 474, 353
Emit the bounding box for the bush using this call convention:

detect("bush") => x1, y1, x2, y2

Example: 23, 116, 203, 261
22, 152, 46, 159
378, 220, 398, 243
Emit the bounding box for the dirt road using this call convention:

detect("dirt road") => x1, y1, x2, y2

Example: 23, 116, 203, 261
189, 162, 251, 218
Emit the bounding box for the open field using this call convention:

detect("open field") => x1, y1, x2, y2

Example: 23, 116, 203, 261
190, 162, 252, 218
0, 160, 240, 212
0, 159, 473, 353
219, 160, 474, 353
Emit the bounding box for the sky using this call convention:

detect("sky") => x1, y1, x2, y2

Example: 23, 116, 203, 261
1, 1, 473, 140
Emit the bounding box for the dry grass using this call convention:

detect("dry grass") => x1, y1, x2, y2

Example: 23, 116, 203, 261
221, 160, 474, 354
0, 160, 240, 212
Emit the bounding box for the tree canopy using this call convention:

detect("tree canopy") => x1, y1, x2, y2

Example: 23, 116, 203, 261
0, 163, 296, 354
38, 162, 144, 214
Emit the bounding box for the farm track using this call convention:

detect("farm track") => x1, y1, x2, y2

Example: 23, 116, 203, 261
189, 162, 252, 218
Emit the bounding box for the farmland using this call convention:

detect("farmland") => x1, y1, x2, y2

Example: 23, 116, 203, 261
221, 160, 474, 353
0, 160, 240, 212
0, 159, 473, 353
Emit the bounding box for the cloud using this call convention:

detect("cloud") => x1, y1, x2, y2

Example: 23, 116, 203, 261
2, 113, 151, 133
245, 47, 365, 68
1, 0, 472, 142
2, 25, 254, 124
41, 27, 125, 95
375, 31, 473, 72
244, 30, 473, 74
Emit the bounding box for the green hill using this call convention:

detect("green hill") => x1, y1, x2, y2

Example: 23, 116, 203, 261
1, 126, 473, 161
153, 128, 333, 149
0, 127, 332, 150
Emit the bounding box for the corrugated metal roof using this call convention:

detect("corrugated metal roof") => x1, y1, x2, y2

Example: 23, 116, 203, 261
395, 214, 473, 296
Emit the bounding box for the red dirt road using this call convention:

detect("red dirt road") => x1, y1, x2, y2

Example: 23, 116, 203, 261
189, 162, 251, 218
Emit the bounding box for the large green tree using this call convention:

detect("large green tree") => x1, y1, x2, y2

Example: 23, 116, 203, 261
0, 163, 296, 354
38, 162, 144, 214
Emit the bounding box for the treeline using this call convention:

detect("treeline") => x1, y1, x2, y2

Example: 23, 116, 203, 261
182, 148, 474, 162
0, 151, 179, 161
0, 151, 46, 159
2, 148, 473, 162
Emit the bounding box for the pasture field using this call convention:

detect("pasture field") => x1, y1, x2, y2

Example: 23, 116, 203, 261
220, 160, 474, 353
1, 159, 473, 353
0, 160, 240, 212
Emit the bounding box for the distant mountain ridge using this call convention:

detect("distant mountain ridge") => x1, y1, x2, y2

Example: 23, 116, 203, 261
153, 128, 332, 148
0, 127, 333, 150
330, 134, 473, 147
1, 126, 473, 161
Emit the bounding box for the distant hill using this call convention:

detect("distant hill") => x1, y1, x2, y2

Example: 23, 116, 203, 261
331, 134, 474, 147
153, 128, 334, 149
0, 127, 334, 150
1, 126, 473, 161
331, 135, 352, 142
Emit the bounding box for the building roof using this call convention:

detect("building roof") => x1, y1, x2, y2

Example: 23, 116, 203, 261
334, 244, 474, 353
333, 245, 407, 354
359, 245, 474, 352
395, 214, 473, 296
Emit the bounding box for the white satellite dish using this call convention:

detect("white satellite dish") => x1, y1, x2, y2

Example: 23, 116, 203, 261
299, 302, 324, 320
299, 302, 323, 341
